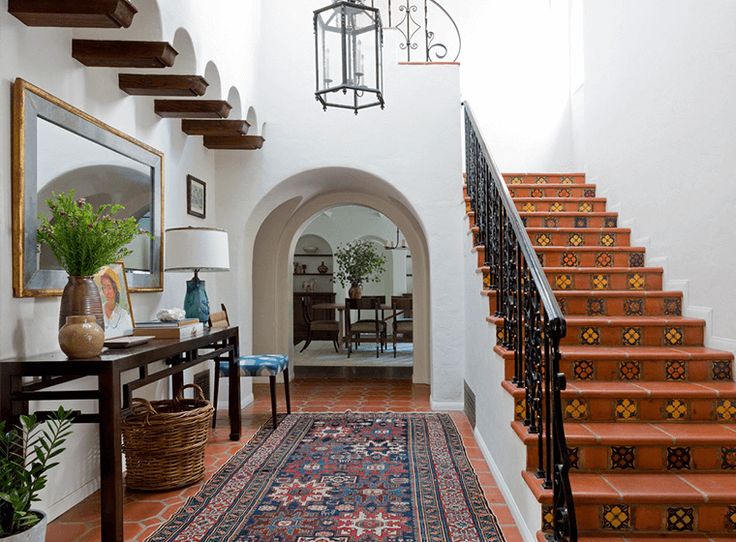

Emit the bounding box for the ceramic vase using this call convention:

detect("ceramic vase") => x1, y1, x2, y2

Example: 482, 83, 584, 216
317, 261, 328, 274
58, 276, 104, 331
1, 511, 47, 542
58, 316, 105, 359
348, 284, 363, 299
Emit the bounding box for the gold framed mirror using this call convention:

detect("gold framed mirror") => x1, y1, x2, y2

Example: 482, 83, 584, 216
12, 79, 164, 297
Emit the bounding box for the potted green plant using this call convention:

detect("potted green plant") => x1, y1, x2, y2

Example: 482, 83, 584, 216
333, 240, 387, 298
0, 407, 74, 541
37, 192, 149, 356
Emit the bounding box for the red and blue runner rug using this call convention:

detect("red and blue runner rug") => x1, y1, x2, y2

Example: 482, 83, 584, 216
148, 412, 505, 541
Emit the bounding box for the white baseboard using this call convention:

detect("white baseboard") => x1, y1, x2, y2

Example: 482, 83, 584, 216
474, 428, 536, 542
430, 399, 464, 411
47, 477, 100, 522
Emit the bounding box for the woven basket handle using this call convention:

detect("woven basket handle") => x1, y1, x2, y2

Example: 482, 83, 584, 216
175, 383, 207, 403
129, 397, 158, 420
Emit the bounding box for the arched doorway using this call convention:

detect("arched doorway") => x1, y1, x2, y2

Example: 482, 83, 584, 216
247, 169, 431, 385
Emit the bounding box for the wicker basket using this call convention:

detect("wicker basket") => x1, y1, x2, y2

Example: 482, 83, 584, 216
121, 384, 214, 491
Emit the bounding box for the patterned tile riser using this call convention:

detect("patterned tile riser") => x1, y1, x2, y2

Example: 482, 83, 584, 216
563, 324, 704, 347
525, 444, 736, 473
558, 359, 733, 382
531, 231, 631, 247
553, 295, 683, 317
514, 200, 609, 213
556, 397, 736, 423
567, 503, 736, 535
510, 186, 596, 198
546, 270, 664, 291
536, 249, 646, 268
520, 215, 618, 228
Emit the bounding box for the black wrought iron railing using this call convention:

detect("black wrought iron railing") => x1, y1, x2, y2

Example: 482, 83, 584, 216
369, 0, 461, 62
464, 103, 577, 542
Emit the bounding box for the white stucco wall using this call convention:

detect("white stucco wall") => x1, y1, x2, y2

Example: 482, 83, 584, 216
0, 0, 261, 519
580, 0, 736, 354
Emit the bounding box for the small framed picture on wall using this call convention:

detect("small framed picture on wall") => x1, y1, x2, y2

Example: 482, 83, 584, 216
187, 175, 206, 219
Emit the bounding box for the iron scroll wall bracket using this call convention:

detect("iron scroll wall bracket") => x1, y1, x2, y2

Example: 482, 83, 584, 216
463, 102, 577, 542
368, 0, 461, 63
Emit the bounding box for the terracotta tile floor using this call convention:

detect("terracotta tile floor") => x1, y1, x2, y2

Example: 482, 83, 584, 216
47, 378, 523, 541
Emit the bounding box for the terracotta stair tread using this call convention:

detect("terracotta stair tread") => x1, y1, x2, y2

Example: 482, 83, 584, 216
523, 470, 736, 504
514, 197, 607, 202
503, 379, 736, 400
509, 183, 598, 190
482, 290, 680, 299
495, 344, 734, 361
543, 266, 663, 273
520, 212, 617, 217
512, 419, 736, 446
563, 535, 729, 542
535, 246, 646, 253
525, 227, 631, 233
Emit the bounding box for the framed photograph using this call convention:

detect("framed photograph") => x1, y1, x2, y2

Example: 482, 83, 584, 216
187, 175, 206, 219
94, 262, 134, 339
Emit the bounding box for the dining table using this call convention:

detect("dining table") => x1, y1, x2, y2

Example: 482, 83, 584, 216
312, 302, 393, 352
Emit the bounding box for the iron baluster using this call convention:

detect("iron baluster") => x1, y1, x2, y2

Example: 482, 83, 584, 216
463, 103, 576, 542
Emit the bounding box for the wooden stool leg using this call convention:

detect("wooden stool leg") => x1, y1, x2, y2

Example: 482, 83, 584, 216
212, 361, 220, 428
269, 375, 278, 429
283, 367, 292, 414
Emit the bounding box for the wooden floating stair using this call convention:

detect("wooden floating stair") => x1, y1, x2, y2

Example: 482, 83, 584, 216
72, 40, 177, 68
202, 135, 264, 150
9, 0, 137, 28
181, 119, 250, 136
154, 100, 231, 119
119, 74, 208, 97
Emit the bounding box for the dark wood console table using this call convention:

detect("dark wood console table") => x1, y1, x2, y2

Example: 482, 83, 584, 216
0, 326, 241, 542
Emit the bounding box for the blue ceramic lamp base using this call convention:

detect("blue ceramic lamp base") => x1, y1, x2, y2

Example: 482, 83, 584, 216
184, 272, 210, 323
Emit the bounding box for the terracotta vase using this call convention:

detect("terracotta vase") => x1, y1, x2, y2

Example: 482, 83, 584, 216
58, 315, 105, 359
58, 276, 104, 331
348, 284, 363, 299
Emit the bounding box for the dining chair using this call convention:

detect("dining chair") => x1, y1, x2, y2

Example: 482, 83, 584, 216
300, 296, 340, 353
391, 296, 413, 357
345, 297, 382, 358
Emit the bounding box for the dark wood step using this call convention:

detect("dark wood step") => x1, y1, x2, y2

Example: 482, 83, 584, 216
181, 119, 250, 136
72, 40, 177, 68
9, 0, 136, 28
154, 100, 231, 119
118, 74, 208, 97
203, 135, 264, 150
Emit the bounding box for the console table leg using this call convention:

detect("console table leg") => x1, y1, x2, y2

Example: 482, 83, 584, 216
99, 366, 123, 542
228, 334, 241, 441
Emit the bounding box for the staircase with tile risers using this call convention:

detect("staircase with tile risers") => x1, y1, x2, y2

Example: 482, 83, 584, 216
466, 170, 736, 541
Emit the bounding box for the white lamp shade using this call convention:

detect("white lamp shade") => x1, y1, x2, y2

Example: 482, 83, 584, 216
165, 227, 230, 272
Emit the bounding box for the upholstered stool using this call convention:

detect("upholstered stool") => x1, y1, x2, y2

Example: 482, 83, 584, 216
213, 353, 291, 429
210, 306, 291, 430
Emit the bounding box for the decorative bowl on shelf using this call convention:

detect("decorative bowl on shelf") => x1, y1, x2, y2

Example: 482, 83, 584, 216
302, 246, 319, 254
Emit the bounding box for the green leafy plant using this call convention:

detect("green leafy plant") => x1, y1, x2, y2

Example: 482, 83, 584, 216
0, 407, 74, 536
332, 240, 386, 288
37, 191, 150, 277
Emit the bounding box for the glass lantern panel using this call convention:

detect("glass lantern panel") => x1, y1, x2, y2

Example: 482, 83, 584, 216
315, 8, 345, 92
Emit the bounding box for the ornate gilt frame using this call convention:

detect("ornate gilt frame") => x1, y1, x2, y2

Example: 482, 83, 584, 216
12, 78, 165, 297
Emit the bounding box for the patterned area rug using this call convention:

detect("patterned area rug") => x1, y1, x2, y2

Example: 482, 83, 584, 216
148, 412, 505, 541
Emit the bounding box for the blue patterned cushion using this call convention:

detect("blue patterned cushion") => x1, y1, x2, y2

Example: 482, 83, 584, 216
218, 354, 288, 377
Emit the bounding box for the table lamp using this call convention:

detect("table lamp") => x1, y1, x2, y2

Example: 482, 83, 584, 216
165, 227, 230, 322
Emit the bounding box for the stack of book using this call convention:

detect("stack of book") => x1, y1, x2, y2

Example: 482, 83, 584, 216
133, 318, 204, 339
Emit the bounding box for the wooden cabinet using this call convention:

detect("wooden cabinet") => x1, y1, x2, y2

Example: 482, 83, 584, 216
293, 292, 336, 345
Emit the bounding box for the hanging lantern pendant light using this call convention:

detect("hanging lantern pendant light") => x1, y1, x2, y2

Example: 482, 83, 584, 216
314, 0, 385, 114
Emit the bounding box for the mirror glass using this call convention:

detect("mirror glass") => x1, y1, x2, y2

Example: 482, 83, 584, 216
13, 79, 164, 296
